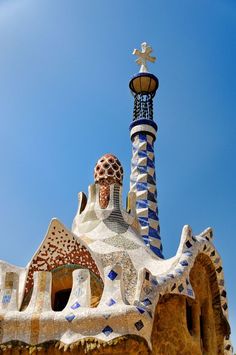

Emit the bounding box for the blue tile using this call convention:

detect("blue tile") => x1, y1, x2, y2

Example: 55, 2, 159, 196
136, 306, 145, 314
138, 150, 147, 158
137, 166, 148, 174
2, 295, 11, 304
147, 158, 155, 168
180, 260, 188, 267
138, 133, 148, 142
142, 298, 152, 306
71, 301, 81, 310
187, 288, 193, 296
102, 325, 113, 337
138, 217, 149, 226
146, 143, 154, 153
147, 175, 156, 185
106, 298, 116, 307
150, 244, 164, 258
65, 313, 75, 322
148, 210, 158, 221
185, 241, 192, 248
136, 200, 148, 209
149, 227, 161, 239
147, 191, 157, 203
136, 182, 148, 191
135, 320, 144, 331
151, 278, 158, 286
107, 270, 118, 281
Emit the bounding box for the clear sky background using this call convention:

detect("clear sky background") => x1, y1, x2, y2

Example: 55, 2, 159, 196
0, 0, 235, 347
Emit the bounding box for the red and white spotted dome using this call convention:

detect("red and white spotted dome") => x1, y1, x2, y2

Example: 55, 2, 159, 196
94, 154, 123, 185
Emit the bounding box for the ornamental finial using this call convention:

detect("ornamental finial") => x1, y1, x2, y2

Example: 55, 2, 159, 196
132, 42, 156, 73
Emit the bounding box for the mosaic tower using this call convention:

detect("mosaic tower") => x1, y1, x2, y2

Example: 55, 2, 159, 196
129, 42, 163, 258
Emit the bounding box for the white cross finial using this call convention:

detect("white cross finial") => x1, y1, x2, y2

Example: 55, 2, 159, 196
132, 42, 156, 73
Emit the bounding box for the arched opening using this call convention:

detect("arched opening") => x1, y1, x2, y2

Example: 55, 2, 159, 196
186, 300, 193, 335
54, 288, 72, 311
51, 264, 103, 311
21, 264, 103, 311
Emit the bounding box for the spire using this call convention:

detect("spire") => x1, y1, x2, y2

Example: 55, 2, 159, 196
129, 42, 164, 258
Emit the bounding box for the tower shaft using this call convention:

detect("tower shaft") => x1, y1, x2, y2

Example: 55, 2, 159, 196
130, 125, 163, 258
129, 71, 164, 258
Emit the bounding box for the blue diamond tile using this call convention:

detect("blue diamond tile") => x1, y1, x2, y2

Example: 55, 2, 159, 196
136, 306, 145, 314
136, 200, 148, 209
139, 217, 149, 227
137, 182, 148, 191
102, 325, 113, 337
185, 241, 192, 248
149, 226, 161, 239
137, 166, 148, 174
148, 210, 158, 221
178, 284, 184, 293
65, 313, 75, 322
142, 298, 152, 306
147, 143, 154, 153
147, 191, 157, 203
138, 150, 147, 158
106, 298, 116, 307
187, 288, 193, 296
107, 270, 118, 281
151, 278, 158, 286
138, 133, 148, 142
71, 301, 81, 310
180, 260, 188, 267
150, 244, 164, 258
147, 158, 155, 169
135, 320, 144, 331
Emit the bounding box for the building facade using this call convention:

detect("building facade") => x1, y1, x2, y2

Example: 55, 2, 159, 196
0, 43, 232, 354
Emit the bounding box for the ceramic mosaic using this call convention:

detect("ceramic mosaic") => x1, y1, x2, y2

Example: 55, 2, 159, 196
0, 181, 232, 353
130, 132, 163, 259
0, 43, 232, 354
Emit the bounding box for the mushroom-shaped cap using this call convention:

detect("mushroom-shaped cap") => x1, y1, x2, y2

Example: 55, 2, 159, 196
94, 154, 123, 185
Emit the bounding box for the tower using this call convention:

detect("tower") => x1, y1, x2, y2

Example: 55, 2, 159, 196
129, 42, 163, 258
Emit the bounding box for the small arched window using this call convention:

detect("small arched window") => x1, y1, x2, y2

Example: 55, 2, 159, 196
53, 288, 72, 311
186, 300, 193, 335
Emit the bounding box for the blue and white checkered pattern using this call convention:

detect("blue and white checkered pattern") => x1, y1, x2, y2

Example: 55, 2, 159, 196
130, 132, 164, 258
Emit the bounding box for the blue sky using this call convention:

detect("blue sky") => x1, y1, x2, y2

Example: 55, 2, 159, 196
0, 0, 235, 346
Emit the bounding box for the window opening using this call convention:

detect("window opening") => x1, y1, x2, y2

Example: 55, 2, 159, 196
186, 300, 193, 335
53, 288, 71, 311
